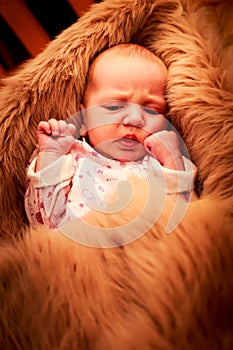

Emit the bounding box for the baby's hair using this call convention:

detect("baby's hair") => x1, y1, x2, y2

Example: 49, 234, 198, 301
105, 43, 162, 62
82, 43, 166, 106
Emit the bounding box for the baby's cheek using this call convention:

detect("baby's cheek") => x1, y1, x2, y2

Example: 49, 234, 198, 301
144, 116, 167, 135
141, 130, 153, 144
157, 116, 168, 131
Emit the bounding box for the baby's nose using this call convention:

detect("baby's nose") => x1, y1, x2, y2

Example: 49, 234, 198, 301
122, 104, 144, 128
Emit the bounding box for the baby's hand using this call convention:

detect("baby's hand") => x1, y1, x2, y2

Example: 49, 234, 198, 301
37, 119, 76, 155
144, 130, 184, 170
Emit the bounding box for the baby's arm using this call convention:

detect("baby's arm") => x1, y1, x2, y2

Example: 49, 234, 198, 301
144, 130, 184, 171
36, 119, 76, 171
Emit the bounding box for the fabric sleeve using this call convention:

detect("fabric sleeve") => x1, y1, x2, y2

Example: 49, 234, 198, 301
25, 154, 76, 228
148, 156, 196, 194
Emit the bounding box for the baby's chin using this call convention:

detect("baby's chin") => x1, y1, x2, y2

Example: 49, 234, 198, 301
106, 151, 147, 162
94, 143, 148, 162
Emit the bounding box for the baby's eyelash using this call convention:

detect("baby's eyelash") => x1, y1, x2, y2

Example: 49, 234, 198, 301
103, 105, 124, 111
143, 107, 160, 115
102, 102, 127, 111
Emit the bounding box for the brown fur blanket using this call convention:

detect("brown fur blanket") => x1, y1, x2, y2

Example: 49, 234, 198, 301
0, 0, 233, 348
0, 197, 232, 349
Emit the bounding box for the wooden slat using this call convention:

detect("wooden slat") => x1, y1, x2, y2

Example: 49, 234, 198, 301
0, 0, 50, 57
67, 0, 94, 17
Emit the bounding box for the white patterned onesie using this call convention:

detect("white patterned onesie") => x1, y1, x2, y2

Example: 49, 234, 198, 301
25, 140, 196, 229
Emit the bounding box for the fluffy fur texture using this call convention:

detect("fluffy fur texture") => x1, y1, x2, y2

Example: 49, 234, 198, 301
0, 0, 233, 348
0, 0, 232, 239
0, 197, 232, 349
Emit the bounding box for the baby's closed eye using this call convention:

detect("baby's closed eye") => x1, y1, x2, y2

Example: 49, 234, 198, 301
102, 102, 127, 111
142, 106, 160, 115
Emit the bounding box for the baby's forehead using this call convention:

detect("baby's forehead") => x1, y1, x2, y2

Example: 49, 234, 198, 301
83, 46, 167, 102
90, 47, 167, 78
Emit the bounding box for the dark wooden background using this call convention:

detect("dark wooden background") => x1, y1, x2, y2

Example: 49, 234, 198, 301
0, 0, 101, 77
0, 1, 228, 77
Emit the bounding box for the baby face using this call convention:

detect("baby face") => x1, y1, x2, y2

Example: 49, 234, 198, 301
81, 50, 168, 161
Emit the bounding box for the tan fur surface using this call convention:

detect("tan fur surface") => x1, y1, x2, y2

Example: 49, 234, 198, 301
0, 197, 232, 349
0, 0, 232, 239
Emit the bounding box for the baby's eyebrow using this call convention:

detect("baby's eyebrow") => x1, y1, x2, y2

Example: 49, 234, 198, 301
102, 92, 132, 100
144, 97, 166, 109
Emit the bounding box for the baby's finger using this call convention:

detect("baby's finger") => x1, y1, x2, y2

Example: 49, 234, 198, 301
48, 118, 60, 137
67, 123, 76, 136
154, 130, 180, 150
37, 121, 52, 135
143, 132, 184, 170
58, 120, 68, 137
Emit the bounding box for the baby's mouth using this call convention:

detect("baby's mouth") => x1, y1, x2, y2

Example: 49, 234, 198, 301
117, 135, 140, 148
